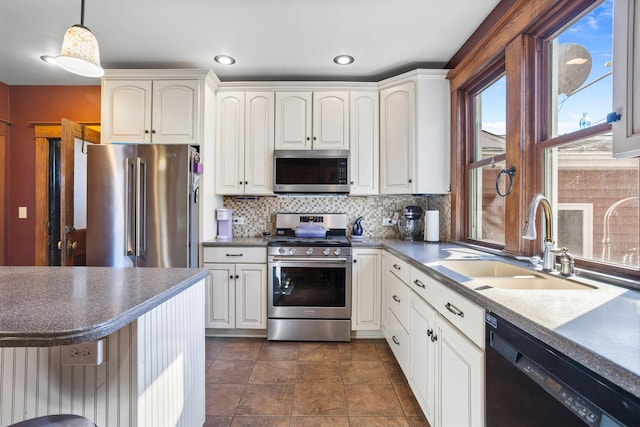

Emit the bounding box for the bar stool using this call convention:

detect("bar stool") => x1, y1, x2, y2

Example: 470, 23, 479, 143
8, 415, 96, 427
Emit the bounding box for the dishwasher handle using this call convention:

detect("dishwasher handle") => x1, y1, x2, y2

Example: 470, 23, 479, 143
490, 331, 519, 364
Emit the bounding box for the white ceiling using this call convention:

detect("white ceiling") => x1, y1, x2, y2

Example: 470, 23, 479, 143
0, 0, 501, 86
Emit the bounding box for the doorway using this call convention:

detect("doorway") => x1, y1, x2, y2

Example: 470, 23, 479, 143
33, 119, 100, 266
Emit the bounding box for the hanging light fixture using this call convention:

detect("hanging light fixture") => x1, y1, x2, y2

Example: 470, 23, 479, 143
55, 0, 104, 77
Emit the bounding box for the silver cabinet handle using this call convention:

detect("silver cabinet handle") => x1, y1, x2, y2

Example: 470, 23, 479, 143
445, 302, 464, 318
392, 295, 401, 303
427, 328, 433, 337
392, 336, 400, 345
430, 333, 438, 342
414, 279, 425, 289
226, 253, 243, 257
393, 264, 401, 270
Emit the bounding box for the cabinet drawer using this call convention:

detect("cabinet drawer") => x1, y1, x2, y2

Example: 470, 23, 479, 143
431, 279, 485, 349
386, 253, 410, 284
387, 273, 410, 330
203, 247, 266, 263
386, 308, 410, 376
409, 266, 437, 302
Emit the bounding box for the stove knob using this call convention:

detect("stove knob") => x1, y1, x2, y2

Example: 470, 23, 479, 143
278, 247, 286, 255
323, 248, 331, 256
306, 248, 314, 255
334, 248, 342, 256
289, 248, 297, 255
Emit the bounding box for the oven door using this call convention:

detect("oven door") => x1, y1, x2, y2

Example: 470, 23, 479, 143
268, 257, 352, 319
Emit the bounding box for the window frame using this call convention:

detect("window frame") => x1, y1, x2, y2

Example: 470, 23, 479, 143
450, 0, 639, 278
463, 64, 507, 249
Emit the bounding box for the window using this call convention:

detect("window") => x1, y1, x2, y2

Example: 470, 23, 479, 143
468, 75, 506, 246
543, 0, 640, 270
453, 0, 640, 277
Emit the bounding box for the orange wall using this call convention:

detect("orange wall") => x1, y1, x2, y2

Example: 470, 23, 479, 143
7, 85, 100, 265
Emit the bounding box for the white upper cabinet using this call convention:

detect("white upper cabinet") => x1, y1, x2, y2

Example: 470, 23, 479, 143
215, 92, 274, 195
216, 92, 245, 194
275, 91, 349, 150
379, 70, 450, 194
380, 81, 414, 194
102, 78, 200, 145
612, 0, 640, 158
350, 92, 380, 195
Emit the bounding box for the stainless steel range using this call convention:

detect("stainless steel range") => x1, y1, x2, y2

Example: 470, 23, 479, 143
267, 213, 352, 341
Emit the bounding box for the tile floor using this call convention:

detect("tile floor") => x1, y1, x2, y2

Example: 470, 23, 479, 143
204, 337, 430, 427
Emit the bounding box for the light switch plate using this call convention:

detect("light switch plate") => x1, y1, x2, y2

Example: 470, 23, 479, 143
18, 207, 27, 219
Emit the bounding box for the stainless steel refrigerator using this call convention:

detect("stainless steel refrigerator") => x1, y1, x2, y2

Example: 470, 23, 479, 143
86, 144, 199, 268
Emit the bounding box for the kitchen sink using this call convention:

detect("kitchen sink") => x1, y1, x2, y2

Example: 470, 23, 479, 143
437, 260, 596, 290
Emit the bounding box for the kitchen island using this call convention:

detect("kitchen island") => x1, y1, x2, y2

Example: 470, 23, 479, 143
0, 266, 209, 427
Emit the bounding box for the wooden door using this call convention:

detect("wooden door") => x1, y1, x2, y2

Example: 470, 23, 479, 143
33, 119, 100, 266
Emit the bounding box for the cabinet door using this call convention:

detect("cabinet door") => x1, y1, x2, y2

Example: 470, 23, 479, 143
380, 82, 415, 194
612, 0, 640, 158
216, 92, 245, 194
245, 92, 275, 195
312, 92, 349, 150
436, 316, 484, 427
235, 263, 268, 329
410, 294, 437, 426
351, 248, 382, 331
152, 80, 199, 144
350, 92, 379, 195
204, 263, 235, 328
102, 80, 152, 144
275, 92, 312, 149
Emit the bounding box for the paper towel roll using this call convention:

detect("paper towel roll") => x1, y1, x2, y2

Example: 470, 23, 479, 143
425, 210, 440, 242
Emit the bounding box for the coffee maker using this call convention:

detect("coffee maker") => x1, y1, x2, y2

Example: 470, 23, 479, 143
216, 208, 233, 241
397, 206, 423, 241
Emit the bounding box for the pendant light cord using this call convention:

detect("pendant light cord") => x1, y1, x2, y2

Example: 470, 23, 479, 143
80, 0, 85, 26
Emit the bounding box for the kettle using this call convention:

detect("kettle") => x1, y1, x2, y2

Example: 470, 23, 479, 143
351, 216, 364, 241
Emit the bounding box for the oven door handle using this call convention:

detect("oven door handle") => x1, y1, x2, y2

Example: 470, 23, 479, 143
270, 257, 350, 263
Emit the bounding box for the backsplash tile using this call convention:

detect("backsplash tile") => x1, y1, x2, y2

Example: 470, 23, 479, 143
220, 194, 451, 241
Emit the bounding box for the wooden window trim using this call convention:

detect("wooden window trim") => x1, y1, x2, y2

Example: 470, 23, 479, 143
450, 0, 602, 254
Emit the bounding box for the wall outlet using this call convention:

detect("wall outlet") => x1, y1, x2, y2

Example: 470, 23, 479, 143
232, 216, 245, 225
382, 217, 397, 226
61, 339, 104, 366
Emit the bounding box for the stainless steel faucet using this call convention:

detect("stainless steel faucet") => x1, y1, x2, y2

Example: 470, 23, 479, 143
522, 194, 557, 272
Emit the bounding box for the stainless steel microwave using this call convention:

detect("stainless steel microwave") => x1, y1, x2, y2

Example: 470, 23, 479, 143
273, 150, 350, 193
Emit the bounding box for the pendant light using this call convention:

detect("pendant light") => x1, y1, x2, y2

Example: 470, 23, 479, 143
56, 0, 104, 77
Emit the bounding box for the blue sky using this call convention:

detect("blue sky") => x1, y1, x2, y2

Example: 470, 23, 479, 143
481, 0, 613, 136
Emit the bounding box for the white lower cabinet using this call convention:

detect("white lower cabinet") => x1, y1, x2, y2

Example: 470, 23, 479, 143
203, 247, 267, 329
381, 250, 485, 427
410, 293, 437, 424
351, 248, 382, 331
410, 292, 484, 427
436, 314, 484, 427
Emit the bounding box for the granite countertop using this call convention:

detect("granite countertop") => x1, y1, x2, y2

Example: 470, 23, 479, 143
379, 239, 640, 399
0, 267, 210, 347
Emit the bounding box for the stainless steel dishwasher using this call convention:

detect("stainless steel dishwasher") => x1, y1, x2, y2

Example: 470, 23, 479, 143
485, 312, 640, 426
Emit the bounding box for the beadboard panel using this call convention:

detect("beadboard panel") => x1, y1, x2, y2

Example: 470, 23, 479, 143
0, 280, 205, 427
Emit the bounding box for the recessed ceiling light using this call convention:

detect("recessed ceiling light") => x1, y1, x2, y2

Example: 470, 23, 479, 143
40, 55, 58, 65
333, 55, 354, 65
214, 55, 236, 65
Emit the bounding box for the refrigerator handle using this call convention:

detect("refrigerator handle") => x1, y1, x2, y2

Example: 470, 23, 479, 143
125, 158, 136, 256
136, 158, 147, 257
